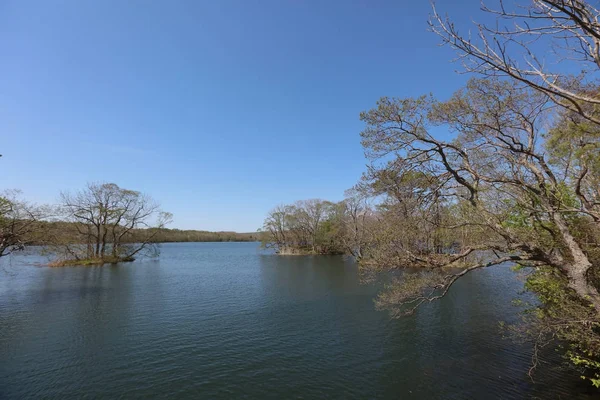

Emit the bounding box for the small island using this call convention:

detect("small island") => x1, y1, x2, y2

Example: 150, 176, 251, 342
3, 183, 258, 268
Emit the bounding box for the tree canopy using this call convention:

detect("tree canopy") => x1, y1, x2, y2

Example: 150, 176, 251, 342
262, 0, 600, 387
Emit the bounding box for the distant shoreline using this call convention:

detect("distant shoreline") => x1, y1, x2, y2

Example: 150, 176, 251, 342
23, 221, 262, 246
151, 240, 262, 244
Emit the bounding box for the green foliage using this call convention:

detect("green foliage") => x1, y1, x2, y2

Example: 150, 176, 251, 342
554, 182, 580, 210
0, 196, 13, 216
511, 263, 527, 272
517, 266, 600, 386
524, 268, 569, 308
501, 201, 532, 230
570, 354, 600, 388
262, 199, 347, 255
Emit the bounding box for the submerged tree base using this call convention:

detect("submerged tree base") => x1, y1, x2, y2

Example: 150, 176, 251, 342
48, 256, 135, 267
276, 246, 344, 256
277, 247, 316, 256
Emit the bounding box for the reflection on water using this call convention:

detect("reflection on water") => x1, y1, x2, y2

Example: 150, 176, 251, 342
0, 243, 596, 399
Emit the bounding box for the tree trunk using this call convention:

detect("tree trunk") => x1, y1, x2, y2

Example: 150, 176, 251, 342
568, 257, 600, 313
100, 232, 106, 258
553, 213, 600, 313
95, 224, 101, 258
112, 233, 118, 258
86, 225, 93, 259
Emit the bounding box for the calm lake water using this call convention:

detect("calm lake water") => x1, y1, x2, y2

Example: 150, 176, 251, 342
0, 242, 596, 399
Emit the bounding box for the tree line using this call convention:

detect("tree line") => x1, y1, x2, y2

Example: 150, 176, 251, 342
262, 0, 600, 388
0, 182, 257, 267
25, 221, 259, 246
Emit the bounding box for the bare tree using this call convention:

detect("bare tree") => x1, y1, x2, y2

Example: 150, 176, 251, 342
261, 204, 292, 250
57, 183, 171, 264
296, 199, 330, 253
339, 188, 373, 260
0, 190, 45, 258
431, 0, 600, 123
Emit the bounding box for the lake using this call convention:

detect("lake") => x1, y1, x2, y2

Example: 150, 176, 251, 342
0, 242, 595, 399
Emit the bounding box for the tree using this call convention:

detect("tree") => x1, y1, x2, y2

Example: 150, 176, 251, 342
57, 183, 171, 264
0, 190, 45, 258
260, 0, 600, 385
337, 188, 374, 260
262, 199, 345, 255
262, 204, 293, 250
546, 106, 600, 226
429, 1, 600, 383
358, 76, 600, 383
296, 199, 330, 253
360, 77, 600, 310
431, 0, 600, 124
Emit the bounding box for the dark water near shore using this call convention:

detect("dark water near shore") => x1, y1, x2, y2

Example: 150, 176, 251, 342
0, 242, 596, 399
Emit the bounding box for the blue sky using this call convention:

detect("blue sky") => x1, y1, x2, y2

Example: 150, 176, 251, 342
1, 0, 482, 232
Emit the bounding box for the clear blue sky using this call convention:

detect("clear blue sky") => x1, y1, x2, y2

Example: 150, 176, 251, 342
1, 0, 482, 232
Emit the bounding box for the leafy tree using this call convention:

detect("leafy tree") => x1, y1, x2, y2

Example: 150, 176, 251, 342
262, 199, 350, 255
359, 77, 598, 309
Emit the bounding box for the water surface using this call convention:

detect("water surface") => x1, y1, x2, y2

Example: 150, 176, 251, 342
0, 242, 595, 399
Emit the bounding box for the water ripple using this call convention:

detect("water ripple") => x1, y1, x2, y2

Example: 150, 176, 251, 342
0, 243, 597, 399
